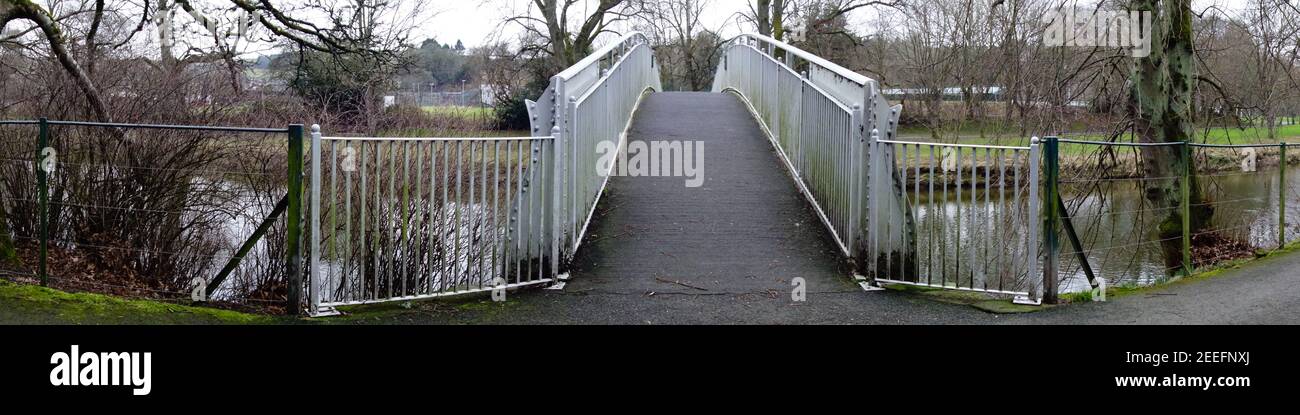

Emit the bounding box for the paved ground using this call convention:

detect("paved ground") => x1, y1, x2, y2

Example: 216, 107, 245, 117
353, 242, 1300, 325
1006, 250, 1300, 325
565, 92, 855, 298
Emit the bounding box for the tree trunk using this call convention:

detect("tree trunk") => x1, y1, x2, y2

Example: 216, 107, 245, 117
756, 0, 771, 36
771, 0, 785, 40
1131, 0, 1211, 272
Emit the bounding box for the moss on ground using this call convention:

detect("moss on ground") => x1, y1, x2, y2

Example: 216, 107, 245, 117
0, 279, 279, 324
883, 283, 1052, 314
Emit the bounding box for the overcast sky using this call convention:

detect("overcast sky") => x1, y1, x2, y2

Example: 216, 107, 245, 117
418, 0, 1254, 50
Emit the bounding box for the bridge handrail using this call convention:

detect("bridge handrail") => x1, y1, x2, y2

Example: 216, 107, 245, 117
525, 30, 662, 281
722, 33, 871, 86
714, 31, 920, 292
555, 32, 651, 81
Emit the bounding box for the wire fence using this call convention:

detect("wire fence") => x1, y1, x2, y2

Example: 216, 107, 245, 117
0, 119, 298, 313
1047, 137, 1296, 295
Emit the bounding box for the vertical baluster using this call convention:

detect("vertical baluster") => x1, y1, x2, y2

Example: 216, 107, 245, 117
328, 140, 338, 303
1012, 150, 1022, 285
455, 140, 465, 289
479, 140, 490, 288
468, 141, 478, 289
997, 148, 1006, 291
441, 141, 451, 292
941, 146, 949, 286
401, 141, 411, 297
977, 148, 987, 288
955, 147, 963, 288
913, 143, 921, 280
493, 140, 501, 286
429, 142, 440, 294
928, 145, 936, 285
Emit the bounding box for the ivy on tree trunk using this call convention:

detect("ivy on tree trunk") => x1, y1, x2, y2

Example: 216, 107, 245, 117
1130, 0, 1212, 272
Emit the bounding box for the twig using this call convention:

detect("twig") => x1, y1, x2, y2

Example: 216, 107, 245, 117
654, 277, 708, 291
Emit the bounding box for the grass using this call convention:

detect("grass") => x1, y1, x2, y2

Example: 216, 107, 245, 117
0, 277, 534, 324
377, 128, 530, 138
421, 105, 494, 119
898, 121, 1300, 156
0, 279, 279, 324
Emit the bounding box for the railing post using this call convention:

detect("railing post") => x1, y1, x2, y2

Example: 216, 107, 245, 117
549, 76, 567, 280
286, 124, 304, 315
36, 117, 48, 287
1026, 137, 1043, 303
1280, 142, 1287, 249
848, 103, 863, 258
868, 128, 880, 280
1182, 142, 1193, 275
1041, 136, 1059, 304
308, 124, 322, 314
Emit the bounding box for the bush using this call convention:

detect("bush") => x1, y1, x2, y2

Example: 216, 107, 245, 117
494, 92, 532, 131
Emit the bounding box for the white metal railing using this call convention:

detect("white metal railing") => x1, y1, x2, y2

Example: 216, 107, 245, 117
528, 32, 662, 277
307, 33, 660, 314
874, 139, 1043, 300
712, 34, 906, 265
307, 128, 556, 314
713, 33, 1043, 302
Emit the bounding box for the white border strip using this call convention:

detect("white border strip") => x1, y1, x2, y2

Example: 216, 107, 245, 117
570, 87, 656, 254
318, 279, 554, 309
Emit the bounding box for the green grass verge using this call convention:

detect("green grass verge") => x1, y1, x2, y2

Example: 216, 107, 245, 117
1082, 240, 1300, 301
0, 280, 281, 324
0, 278, 533, 324
421, 105, 494, 118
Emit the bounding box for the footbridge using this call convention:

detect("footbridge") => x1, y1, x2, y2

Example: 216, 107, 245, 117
305, 33, 1044, 315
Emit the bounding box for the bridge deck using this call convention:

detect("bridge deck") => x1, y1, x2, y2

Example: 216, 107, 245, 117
567, 92, 855, 296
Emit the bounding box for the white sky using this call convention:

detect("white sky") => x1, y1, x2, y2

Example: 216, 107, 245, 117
420, 0, 1255, 49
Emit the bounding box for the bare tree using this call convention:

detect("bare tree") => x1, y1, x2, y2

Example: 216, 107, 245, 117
635, 0, 721, 91
1, 0, 420, 122
501, 0, 634, 73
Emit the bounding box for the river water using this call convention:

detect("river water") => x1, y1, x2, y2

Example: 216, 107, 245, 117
911, 165, 1300, 293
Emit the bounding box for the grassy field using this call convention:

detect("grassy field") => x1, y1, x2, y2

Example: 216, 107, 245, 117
421, 105, 494, 119
897, 122, 1300, 156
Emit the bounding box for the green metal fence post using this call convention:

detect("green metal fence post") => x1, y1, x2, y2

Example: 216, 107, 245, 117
1281, 142, 1288, 249
36, 118, 48, 287
286, 124, 304, 315
1042, 136, 1059, 304
1182, 142, 1193, 275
